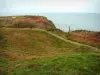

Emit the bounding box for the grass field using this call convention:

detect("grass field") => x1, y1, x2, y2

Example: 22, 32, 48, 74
0, 52, 100, 75
0, 28, 100, 75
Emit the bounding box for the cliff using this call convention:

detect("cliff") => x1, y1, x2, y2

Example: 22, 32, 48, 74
0, 15, 56, 29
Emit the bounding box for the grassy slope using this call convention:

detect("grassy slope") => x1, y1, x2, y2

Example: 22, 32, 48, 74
0, 28, 100, 75
9, 54, 100, 75
50, 30, 100, 49
4, 28, 80, 58
68, 32, 100, 49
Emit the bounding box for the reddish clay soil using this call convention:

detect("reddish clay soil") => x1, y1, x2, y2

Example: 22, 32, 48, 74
72, 33, 100, 43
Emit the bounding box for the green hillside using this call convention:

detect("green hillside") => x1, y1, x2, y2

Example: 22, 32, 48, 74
0, 28, 100, 75
2, 28, 80, 58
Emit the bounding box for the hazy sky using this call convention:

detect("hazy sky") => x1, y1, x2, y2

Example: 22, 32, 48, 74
0, 0, 100, 14
0, 0, 100, 31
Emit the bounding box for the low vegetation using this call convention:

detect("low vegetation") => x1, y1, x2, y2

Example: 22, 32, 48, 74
67, 30, 100, 49
0, 29, 7, 48
51, 30, 100, 49
9, 54, 100, 75
10, 22, 36, 28
0, 16, 100, 75
0, 16, 56, 30
0, 28, 99, 75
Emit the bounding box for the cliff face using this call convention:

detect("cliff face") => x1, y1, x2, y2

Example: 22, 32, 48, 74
0, 16, 56, 29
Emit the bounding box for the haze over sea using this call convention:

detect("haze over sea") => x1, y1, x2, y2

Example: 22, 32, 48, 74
0, 13, 100, 32
1, 0, 100, 32
33, 13, 100, 32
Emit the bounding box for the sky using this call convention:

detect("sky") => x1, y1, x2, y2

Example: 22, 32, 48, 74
0, 0, 100, 31
35, 13, 100, 31
0, 0, 100, 14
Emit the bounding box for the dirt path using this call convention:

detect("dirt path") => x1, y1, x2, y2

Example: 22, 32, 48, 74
2, 28, 100, 60
30, 28, 100, 51
46, 31, 100, 52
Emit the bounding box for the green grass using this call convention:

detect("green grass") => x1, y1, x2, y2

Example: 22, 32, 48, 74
0, 28, 100, 75
0, 53, 8, 75
7, 54, 100, 75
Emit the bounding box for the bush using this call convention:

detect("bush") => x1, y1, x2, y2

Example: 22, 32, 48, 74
47, 28, 62, 32
92, 32, 100, 38
65, 33, 72, 38
10, 22, 36, 28
72, 30, 89, 32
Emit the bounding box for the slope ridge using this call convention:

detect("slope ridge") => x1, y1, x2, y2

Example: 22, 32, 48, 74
1, 28, 99, 60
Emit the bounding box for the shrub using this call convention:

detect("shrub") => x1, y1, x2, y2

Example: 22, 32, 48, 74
11, 22, 36, 28
72, 30, 89, 32
47, 28, 62, 32
92, 32, 100, 38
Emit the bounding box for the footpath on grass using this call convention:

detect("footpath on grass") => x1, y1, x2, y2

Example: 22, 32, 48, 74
33, 28, 100, 52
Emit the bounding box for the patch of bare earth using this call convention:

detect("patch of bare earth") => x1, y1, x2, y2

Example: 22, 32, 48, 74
2, 50, 62, 60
